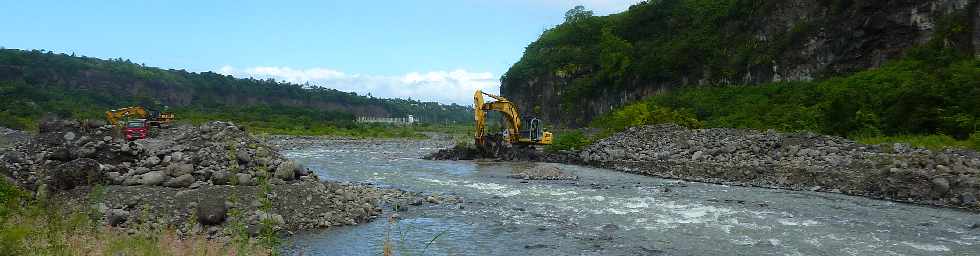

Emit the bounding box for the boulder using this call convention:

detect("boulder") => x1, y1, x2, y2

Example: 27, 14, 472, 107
236, 150, 251, 164
63, 131, 77, 142
47, 147, 72, 161
163, 174, 194, 188
139, 171, 167, 186
235, 173, 253, 185
73, 145, 98, 159
196, 197, 228, 225
48, 158, 103, 190
106, 209, 129, 226
166, 163, 194, 177
930, 177, 950, 197
144, 156, 161, 167
275, 161, 297, 181
212, 170, 230, 185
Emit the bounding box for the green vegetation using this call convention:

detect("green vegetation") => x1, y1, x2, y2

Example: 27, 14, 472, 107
0, 48, 471, 135
595, 48, 979, 150
503, 0, 978, 130
506, 1, 979, 151
545, 130, 593, 152
503, 0, 815, 107
592, 101, 703, 134
0, 179, 272, 255
854, 135, 974, 151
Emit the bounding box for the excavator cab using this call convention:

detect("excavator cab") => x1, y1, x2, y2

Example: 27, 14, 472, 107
520, 118, 553, 145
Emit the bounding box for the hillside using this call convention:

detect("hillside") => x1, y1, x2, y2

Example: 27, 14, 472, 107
501, 0, 979, 127
0, 48, 471, 131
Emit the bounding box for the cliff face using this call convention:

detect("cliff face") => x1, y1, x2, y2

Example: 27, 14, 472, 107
501, 0, 978, 127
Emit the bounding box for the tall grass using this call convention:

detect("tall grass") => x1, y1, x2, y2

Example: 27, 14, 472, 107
0, 179, 272, 256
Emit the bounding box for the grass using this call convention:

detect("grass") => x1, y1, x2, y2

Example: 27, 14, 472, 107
0, 178, 277, 256
856, 134, 978, 151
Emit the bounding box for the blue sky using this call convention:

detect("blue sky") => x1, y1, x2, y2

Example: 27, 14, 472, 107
1, 0, 641, 105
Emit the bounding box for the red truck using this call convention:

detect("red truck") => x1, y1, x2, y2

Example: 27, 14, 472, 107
125, 119, 149, 141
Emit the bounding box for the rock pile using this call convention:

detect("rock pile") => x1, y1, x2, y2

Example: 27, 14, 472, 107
580, 124, 980, 210
509, 163, 578, 180
0, 119, 447, 235
0, 119, 317, 192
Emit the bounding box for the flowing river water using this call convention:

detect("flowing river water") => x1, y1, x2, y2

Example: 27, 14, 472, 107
281, 140, 980, 255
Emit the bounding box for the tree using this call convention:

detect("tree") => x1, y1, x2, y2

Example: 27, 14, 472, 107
564, 5, 593, 23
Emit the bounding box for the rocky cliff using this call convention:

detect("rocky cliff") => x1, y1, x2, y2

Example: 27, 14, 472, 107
501, 0, 979, 127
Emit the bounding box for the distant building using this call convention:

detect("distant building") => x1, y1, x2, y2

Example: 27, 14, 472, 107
356, 115, 417, 125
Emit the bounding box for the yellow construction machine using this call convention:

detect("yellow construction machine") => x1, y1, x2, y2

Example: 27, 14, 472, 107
474, 90, 552, 150
105, 106, 175, 128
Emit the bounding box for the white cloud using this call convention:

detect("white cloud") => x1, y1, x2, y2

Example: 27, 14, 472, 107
218, 66, 498, 106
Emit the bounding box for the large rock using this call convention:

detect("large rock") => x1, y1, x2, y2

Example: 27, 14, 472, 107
196, 197, 228, 225
49, 158, 103, 190
47, 147, 72, 161
235, 173, 253, 186
275, 161, 298, 181
106, 209, 129, 226
139, 171, 167, 186
236, 150, 252, 164
212, 170, 230, 185
163, 174, 194, 188
144, 156, 161, 167
166, 163, 194, 177
931, 177, 951, 197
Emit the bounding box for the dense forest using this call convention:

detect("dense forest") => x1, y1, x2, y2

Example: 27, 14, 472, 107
502, 0, 978, 127
518, 1, 979, 151
0, 49, 471, 132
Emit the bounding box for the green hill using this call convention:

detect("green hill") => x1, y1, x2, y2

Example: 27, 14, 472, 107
501, 0, 978, 128
0, 48, 471, 134
504, 0, 979, 150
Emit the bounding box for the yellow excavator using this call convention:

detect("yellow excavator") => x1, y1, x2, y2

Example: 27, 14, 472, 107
105, 106, 175, 127
474, 90, 552, 151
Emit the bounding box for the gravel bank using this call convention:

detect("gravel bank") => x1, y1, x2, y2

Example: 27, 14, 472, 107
0, 119, 455, 238
580, 124, 980, 211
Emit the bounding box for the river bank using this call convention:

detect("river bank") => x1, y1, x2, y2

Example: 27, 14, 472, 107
428, 124, 980, 212
283, 134, 980, 255
0, 119, 455, 253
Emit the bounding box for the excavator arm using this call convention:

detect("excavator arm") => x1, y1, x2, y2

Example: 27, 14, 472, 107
474, 90, 542, 147
106, 106, 149, 126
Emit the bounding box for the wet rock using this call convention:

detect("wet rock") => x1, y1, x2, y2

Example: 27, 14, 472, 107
510, 164, 578, 180
960, 193, 977, 206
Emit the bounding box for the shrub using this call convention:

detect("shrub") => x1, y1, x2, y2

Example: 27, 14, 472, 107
971, 131, 980, 151
546, 130, 592, 152
592, 102, 703, 134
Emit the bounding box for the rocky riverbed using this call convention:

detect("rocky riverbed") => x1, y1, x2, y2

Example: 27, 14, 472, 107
427, 124, 980, 211
0, 119, 456, 239
581, 124, 980, 211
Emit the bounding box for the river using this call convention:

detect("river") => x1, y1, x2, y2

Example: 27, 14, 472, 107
280, 140, 980, 255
